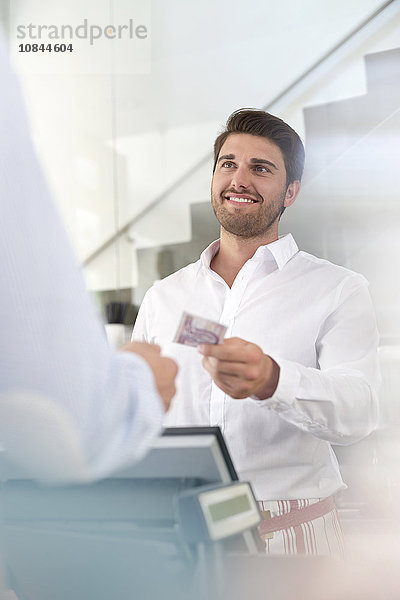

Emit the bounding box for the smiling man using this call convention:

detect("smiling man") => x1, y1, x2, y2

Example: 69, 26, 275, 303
211, 133, 298, 243
133, 109, 380, 557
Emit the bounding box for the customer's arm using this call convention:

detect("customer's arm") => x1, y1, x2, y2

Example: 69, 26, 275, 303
0, 34, 176, 478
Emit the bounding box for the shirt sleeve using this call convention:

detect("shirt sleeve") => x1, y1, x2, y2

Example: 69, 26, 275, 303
255, 277, 380, 445
0, 33, 164, 478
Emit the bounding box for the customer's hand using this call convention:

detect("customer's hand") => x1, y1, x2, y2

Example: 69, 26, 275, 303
120, 341, 178, 410
198, 337, 279, 400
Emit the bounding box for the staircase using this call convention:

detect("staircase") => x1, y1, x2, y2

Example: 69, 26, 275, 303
282, 46, 400, 344
303, 47, 400, 179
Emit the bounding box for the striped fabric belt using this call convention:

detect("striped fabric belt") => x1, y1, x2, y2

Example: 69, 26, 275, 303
258, 496, 336, 536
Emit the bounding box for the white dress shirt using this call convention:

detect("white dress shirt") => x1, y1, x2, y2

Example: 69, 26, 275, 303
0, 33, 163, 479
133, 235, 380, 500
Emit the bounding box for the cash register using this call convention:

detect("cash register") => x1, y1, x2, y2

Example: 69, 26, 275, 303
0, 427, 263, 600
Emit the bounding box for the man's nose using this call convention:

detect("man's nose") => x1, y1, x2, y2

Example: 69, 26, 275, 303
230, 166, 250, 189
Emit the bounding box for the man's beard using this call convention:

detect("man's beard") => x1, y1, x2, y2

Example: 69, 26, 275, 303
211, 190, 286, 239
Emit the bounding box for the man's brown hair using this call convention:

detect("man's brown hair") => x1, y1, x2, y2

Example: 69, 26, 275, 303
213, 108, 305, 186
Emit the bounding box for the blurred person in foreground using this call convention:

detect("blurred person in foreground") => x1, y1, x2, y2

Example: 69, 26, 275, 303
133, 108, 380, 557
0, 31, 177, 481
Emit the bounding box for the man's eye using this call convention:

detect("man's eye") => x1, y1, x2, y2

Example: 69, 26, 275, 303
254, 165, 269, 173
222, 161, 234, 168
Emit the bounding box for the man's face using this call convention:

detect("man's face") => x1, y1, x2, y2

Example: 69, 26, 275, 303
211, 133, 296, 239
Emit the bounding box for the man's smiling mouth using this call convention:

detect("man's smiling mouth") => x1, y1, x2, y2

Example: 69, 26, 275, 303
225, 194, 258, 204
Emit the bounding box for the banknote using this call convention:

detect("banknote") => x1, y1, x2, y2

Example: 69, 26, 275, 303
173, 311, 227, 347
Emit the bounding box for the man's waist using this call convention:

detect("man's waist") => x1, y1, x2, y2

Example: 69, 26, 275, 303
258, 496, 336, 535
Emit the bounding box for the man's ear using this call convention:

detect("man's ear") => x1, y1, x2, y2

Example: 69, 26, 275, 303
284, 180, 300, 208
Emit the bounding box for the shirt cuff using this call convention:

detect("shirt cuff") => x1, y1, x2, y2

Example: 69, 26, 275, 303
250, 358, 301, 410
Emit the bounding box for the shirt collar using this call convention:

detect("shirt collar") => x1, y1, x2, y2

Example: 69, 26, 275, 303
253, 234, 299, 270
200, 234, 298, 271
200, 239, 220, 270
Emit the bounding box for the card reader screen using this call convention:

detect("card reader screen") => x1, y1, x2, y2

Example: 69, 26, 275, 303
208, 494, 251, 522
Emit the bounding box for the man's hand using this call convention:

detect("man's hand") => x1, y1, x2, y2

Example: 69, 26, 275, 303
120, 341, 178, 411
198, 337, 279, 400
